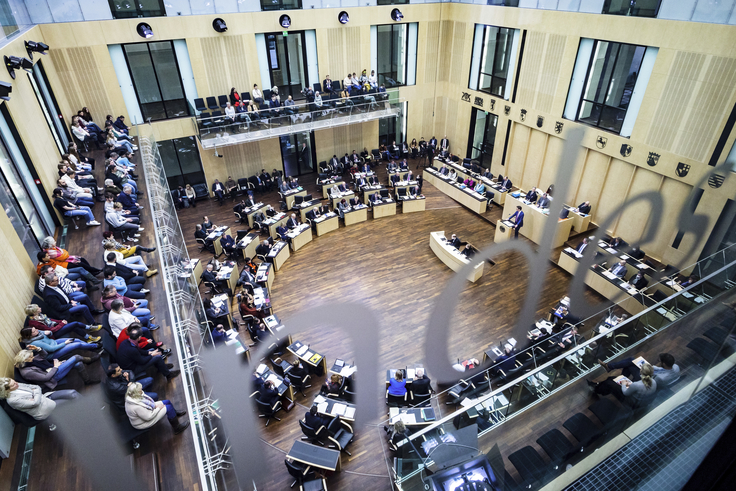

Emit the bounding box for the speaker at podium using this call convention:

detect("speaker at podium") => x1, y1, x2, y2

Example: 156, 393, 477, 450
494, 219, 513, 243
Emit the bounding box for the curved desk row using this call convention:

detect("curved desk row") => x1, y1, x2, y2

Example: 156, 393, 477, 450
423, 169, 487, 214
429, 231, 484, 282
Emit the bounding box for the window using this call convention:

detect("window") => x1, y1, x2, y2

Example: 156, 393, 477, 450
0, 105, 56, 261
467, 108, 498, 169
377, 0, 409, 5
576, 41, 646, 134
377, 24, 408, 88
379, 101, 407, 147
28, 61, 70, 156
260, 0, 301, 11
474, 26, 514, 98
108, 0, 165, 19
157, 137, 205, 189
122, 41, 191, 122
602, 0, 661, 18
488, 0, 519, 5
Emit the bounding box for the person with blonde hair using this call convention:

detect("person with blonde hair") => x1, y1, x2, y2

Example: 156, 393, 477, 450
0, 377, 79, 421
589, 361, 658, 406
124, 382, 189, 434
15, 348, 98, 389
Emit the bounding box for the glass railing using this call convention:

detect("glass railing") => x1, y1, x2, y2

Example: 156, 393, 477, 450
132, 122, 236, 491
194, 91, 403, 146
389, 244, 736, 489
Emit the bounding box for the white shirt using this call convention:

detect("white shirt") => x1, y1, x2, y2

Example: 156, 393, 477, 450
109, 309, 137, 338
343, 76, 352, 87
252, 88, 262, 99
369, 74, 377, 85
225, 106, 235, 119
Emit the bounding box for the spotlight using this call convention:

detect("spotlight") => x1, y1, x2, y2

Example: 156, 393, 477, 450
4, 56, 33, 79
279, 15, 291, 29
0, 81, 11, 101
25, 40, 49, 60
212, 18, 227, 33
338, 11, 349, 24
391, 8, 404, 22
136, 23, 154, 39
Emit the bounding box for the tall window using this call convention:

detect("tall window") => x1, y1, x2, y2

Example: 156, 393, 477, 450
108, 0, 165, 19
576, 41, 646, 134
379, 101, 407, 147
467, 108, 498, 169
261, 0, 302, 10
488, 0, 519, 5
28, 61, 69, 156
157, 137, 205, 189
0, 106, 56, 261
602, 0, 661, 18
474, 26, 513, 98
123, 41, 191, 122
377, 24, 408, 87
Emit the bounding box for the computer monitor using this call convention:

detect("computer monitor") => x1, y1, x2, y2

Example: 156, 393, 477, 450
559, 208, 570, 219
294, 196, 304, 205
380, 189, 389, 198
304, 194, 313, 201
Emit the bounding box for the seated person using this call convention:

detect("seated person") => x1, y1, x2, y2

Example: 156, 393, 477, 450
258, 380, 280, 406
525, 187, 538, 203
203, 297, 230, 326
43, 272, 96, 324
210, 324, 228, 346
305, 404, 330, 429
629, 272, 648, 290
576, 238, 590, 254
575, 201, 592, 214
588, 362, 657, 406
103, 241, 156, 277
238, 292, 265, 321
473, 181, 485, 194
493, 346, 517, 375
678, 274, 699, 287
598, 352, 680, 387
103, 265, 148, 300
275, 224, 290, 242
609, 259, 628, 278
536, 193, 551, 209
370, 192, 383, 206
15, 347, 97, 389
412, 368, 432, 395
556, 325, 584, 349
19, 327, 100, 359
104, 363, 157, 408
220, 234, 238, 256
125, 382, 189, 434
320, 374, 344, 396
609, 236, 626, 249
211, 179, 225, 203
101, 231, 154, 257
287, 213, 300, 229
255, 240, 272, 258
117, 326, 180, 381
462, 243, 478, 258
101, 283, 151, 321
109, 299, 155, 338
52, 188, 100, 227
202, 263, 233, 296
24, 303, 101, 340
0, 378, 80, 421
387, 370, 407, 397
194, 224, 216, 254
449, 233, 465, 249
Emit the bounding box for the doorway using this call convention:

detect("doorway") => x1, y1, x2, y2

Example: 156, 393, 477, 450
467, 107, 498, 169
265, 31, 309, 101
280, 132, 315, 177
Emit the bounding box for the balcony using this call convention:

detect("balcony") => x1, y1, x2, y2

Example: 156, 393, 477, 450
193, 93, 404, 149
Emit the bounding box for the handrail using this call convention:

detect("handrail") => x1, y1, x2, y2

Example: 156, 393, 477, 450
392, 250, 736, 481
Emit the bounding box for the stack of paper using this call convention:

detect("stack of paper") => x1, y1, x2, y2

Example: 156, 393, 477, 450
614, 375, 631, 386
406, 368, 415, 379
296, 345, 309, 356
316, 402, 328, 413
332, 403, 347, 416
344, 407, 356, 419
256, 364, 267, 375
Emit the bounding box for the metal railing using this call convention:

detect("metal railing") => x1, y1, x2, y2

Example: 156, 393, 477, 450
133, 122, 235, 491
389, 243, 736, 487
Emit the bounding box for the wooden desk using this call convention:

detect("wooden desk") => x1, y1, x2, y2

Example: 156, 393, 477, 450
389, 407, 436, 427
238, 232, 259, 260
314, 214, 339, 236
331, 191, 355, 208
298, 200, 321, 222
255, 363, 295, 402
287, 440, 341, 472
363, 187, 385, 202
313, 394, 356, 422
429, 231, 483, 282
372, 200, 397, 218
207, 226, 231, 257
569, 209, 591, 233
502, 195, 573, 248
184, 259, 203, 284
423, 170, 487, 214
287, 340, 328, 375
401, 197, 426, 213
494, 219, 514, 243
288, 225, 313, 252
255, 262, 273, 291
322, 180, 345, 199
266, 241, 290, 271
215, 263, 239, 293
262, 213, 288, 240
284, 188, 307, 209
557, 250, 581, 275
343, 206, 368, 226
211, 293, 233, 330
245, 204, 267, 228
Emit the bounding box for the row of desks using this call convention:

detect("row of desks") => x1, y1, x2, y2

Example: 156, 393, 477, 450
423, 169, 487, 214
502, 195, 574, 249
429, 231, 484, 282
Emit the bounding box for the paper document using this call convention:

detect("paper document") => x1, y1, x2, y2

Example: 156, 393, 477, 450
266, 374, 280, 386
296, 345, 308, 356
332, 403, 347, 416
407, 368, 415, 380
256, 364, 267, 375
344, 407, 356, 419
614, 375, 631, 386
341, 366, 357, 377
632, 356, 647, 368
317, 402, 329, 413
314, 395, 326, 404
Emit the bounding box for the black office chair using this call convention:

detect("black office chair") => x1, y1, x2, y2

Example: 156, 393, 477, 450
535, 428, 575, 470
508, 446, 549, 486
410, 389, 431, 407
342, 387, 356, 403
386, 390, 408, 407
589, 397, 632, 433
300, 478, 327, 491
686, 337, 721, 366
206, 96, 219, 110
218, 95, 228, 108
326, 417, 354, 456
562, 413, 601, 451
194, 97, 206, 112
255, 398, 282, 427
299, 419, 327, 446
287, 371, 312, 398
285, 458, 317, 488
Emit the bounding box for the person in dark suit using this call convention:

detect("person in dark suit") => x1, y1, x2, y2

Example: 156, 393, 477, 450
537, 193, 551, 209
276, 225, 290, 243
355, 175, 367, 190
449, 233, 465, 249
509, 206, 524, 238
525, 187, 538, 203
117, 326, 180, 381
201, 264, 232, 295
287, 213, 299, 229
576, 238, 590, 254
629, 246, 646, 260
211, 179, 225, 204
493, 347, 517, 375
322, 75, 335, 95
609, 259, 628, 278
258, 380, 280, 406
610, 237, 626, 249
299, 143, 311, 171
411, 368, 432, 395
43, 272, 96, 324
440, 136, 449, 153
438, 164, 448, 175
429, 136, 437, 149
500, 176, 512, 191
678, 274, 698, 287
630, 272, 648, 290
195, 225, 215, 254
576, 201, 592, 214
305, 404, 330, 429
255, 240, 272, 258
117, 186, 142, 213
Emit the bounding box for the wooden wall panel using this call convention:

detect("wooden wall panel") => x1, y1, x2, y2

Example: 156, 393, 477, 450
223, 35, 252, 92
424, 21, 440, 85
422, 97, 435, 139
596, 158, 635, 234
450, 22, 467, 87
516, 31, 545, 109
50, 47, 114, 123
575, 150, 610, 223
326, 27, 361, 81
522, 129, 547, 191
538, 134, 562, 195
536, 33, 566, 114
507, 123, 530, 185
648, 178, 692, 260
616, 167, 662, 243
200, 37, 229, 96
438, 20, 453, 83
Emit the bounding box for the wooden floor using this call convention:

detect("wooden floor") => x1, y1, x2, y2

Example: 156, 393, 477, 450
3, 151, 729, 491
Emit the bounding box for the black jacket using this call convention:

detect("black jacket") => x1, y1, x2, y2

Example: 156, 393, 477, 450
117, 338, 153, 371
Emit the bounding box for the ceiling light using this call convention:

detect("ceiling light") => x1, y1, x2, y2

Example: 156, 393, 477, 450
4, 56, 32, 79
279, 15, 291, 29
25, 40, 49, 60
136, 23, 153, 39
338, 11, 349, 24
213, 18, 227, 33
391, 8, 404, 22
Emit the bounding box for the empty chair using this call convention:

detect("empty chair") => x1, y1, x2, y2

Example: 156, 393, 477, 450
562, 413, 601, 450
255, 398, 282, 426
508, 446, 548, 485
535, 428, 574, 469
704, 326, 729, 346
206, 96, 219, 110
285, 458, 316, 488
194, 97, 206, 112
386, 392, 408, 407
396, 188, 407, 200
326, 417, 354, 456
287, 370, 312, 398
299, 419, 327, 446
218, 95, 228, 108
588, 397, 629, 429
686, 337, 720, 366
300, 478, 327, 491
241, 92, 251, 102
372, 148, 380, 160
342, 387, 356, 403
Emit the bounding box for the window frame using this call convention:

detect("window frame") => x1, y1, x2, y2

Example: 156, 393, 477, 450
601, 0, 661, 18
376, 23, 411, 88
28, 61, 70, 156
473, 25, 514, 99
575, 40, 646, 134
108, 0, 165, 19
157, 137, 206, 190
260, 0, 303, 11
121, 40, 192, 122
